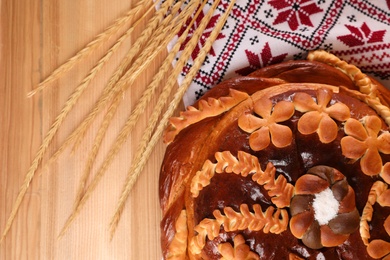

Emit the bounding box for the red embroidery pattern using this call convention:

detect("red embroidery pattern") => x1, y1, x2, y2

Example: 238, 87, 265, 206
236, 43, 288, 75
173, 0, 390, 106
337, 22, 386, 47
268, 0, 323, 31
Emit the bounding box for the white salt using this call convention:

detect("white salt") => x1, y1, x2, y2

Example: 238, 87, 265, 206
316, 252, 325, 260
312, 188, 340, 225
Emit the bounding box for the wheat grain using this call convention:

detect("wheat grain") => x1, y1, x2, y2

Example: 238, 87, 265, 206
27, 0, 152, 98
109, 0, 235, 238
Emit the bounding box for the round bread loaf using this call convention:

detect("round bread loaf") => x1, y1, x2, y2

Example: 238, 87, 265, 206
159, 50, 390, 259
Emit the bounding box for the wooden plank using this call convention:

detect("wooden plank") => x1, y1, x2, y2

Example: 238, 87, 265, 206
0, 0, 165, 258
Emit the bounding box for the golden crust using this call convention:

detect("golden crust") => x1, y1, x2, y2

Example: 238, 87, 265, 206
290, 211, 313, 239
378, 189, 390, 207
218, 235, 260, 260
385, 216, 390, 237
320, 225, 349, 247
216, 150, 262, 176
360, 203, 373, 246
307, 50, 376, 98
190, 160, 216, 198
294, 174, 328, 195
341, 116, 390, 177
164, 89, 249, 143
252, 162, 294, 208
337, 186, 357, 214
360, 181, 388, 245
164, 83, 390, 258
338, 85, 390, 128
366, 239, 390, 259
167, 210, 188, 260
382, 163, 390, 185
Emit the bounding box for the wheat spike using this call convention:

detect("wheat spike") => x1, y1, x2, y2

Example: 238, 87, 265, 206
26, 2, 155, 173
0, 0, 155, 244
1, 66, 101, 243
71, 0, 179, 150
41, 0, 178, 171
70, 0, 187, 195
57, 0, 199, 238
78, 0, 203, 186
1, 64, 98, 243
11, 0, 152, 180
73, 0, 196, 201
109, 0, 235, 238
71, 95, 123, 227
28, 0, 151, 97
65, 2, 180, 218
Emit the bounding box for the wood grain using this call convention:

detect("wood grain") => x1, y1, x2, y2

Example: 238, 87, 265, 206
1, 0, 167, 258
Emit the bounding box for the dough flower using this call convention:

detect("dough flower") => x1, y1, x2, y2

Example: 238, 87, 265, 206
238, 98, 294, 151
289, 166, 360, 249
341, 116, 390, 176
293, 88, 350, 143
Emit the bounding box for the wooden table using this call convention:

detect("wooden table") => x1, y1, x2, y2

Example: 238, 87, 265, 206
1, 0, 167, 258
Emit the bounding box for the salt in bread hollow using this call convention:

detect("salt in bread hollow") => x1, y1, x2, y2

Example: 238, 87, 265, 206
159, 50, 390, 259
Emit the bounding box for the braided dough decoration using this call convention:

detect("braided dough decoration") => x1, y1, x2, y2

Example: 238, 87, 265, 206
307, 50, 376, 98
164, 88, 249, 143
189, 204, 288, 255
160, 51, 390, 259
190, 150, 294, 208
360, 181, 390, 259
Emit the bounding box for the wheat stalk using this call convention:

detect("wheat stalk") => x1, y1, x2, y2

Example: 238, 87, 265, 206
56, 0, 199, 238
71, 0, 180, 151
68, 95, 123, 233
72, 0, 196, 201
40, 0, 179, 171
80, 0, 205, 187
0, 0, 155, 244
28, 0, 152, 98
69, 0, 187, 198
109, 0, 235, 238
68, 0, 186, 211
1, 58, 108, 242
1, 65, 99, 243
